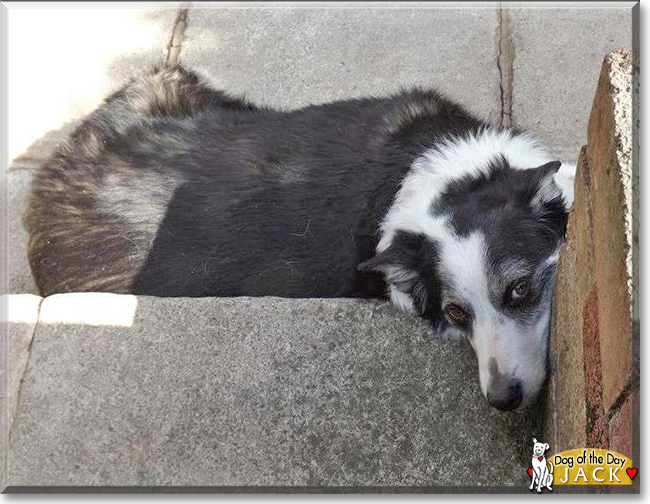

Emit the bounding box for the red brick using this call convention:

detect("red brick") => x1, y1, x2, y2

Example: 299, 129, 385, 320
609, 392, 634, 460
582, 286, 609, 448
545, 148, 591, 452
586, 49, 633, 412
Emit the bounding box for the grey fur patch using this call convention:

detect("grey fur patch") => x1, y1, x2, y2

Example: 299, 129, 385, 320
24, 64, 227, 296
277, 162, 307, 184
383, 95, 441, 134
96, 158, 184, 246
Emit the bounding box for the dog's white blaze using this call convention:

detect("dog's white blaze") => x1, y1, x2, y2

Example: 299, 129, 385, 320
438, 232, 551, 401
438, 232, 491, 318
472, 309, 550, 402
492, 310, 549, 401
437, 232, 502, 394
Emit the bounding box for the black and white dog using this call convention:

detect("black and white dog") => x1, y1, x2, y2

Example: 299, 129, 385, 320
26, 65, 575, 411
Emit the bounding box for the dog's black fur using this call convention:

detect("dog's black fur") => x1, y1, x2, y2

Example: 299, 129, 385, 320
26, 65, 573, 409
26, 65, 486, 298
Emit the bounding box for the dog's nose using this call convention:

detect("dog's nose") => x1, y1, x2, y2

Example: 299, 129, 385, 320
487, 379, 523, 411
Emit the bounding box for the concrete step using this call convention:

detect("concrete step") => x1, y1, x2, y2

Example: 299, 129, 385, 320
510, 7, 633, 162
180, 7, 502, 122
7, 294, 540, 488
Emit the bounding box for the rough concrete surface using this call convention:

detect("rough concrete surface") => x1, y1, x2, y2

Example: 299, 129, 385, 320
5, 295, 42, 433
180, 7, 502, 123
511, 7, 633, 162
8, 295, 540, 488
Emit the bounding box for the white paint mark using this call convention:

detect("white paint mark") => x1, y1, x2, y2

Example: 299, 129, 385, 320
2, 294, 42, 324
38, 293, 138, 327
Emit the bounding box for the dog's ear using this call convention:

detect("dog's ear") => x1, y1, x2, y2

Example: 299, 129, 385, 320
528, 161, 569, 238
527, 160, 576, 213
357, 245, 410, 276
358, 232, 430, 314
358, 231, 426, 275
529, 161, 562, 208
533, 438, 537, 444
545, 443, 549, 451
534, 160, 562, 175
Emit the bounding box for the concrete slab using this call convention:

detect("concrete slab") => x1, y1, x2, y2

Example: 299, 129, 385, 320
2, 294, 41, 488
8, 294, 541, 488
180, 7, 502, 123
7, 168, 37, 295
4, 295, 42, 433
510, 6, 633, 163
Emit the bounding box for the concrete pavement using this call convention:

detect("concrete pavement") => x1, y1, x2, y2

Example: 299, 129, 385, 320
7, 294, 540, 488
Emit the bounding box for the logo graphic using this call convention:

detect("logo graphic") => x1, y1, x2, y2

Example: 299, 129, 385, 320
528, 438, 554, 492
531, 447, 635, 486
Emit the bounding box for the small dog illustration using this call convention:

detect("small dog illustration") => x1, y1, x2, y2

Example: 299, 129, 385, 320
529, 438, 554, 492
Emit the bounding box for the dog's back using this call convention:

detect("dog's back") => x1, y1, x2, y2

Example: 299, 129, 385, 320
25, 65, 480, 297
26, 66, 257, 295
26, 65, 576, 409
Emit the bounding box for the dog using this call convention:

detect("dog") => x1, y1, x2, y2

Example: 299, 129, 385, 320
530, 438, 554, 492
25, 65, 576, 410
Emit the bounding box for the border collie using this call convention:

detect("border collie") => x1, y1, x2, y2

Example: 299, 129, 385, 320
25, 65, 576, 411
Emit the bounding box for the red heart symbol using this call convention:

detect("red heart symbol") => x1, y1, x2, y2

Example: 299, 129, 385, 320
538, 456, 543, 461
528, 468, 533, 478
627, 468, 637, 480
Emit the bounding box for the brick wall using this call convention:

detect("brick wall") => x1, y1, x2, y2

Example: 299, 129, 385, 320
546, 49, 637, 477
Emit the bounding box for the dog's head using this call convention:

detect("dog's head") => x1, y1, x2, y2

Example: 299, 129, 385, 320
360, 149, 572, 411
532, 438, 550, 458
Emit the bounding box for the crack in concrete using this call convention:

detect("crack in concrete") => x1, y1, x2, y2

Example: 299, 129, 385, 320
165, 6, 190, 66
8, 296, 44, 441
496, 6, 515, 127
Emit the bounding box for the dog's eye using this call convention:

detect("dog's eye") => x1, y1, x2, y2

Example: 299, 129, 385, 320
443, 304, 469, 326
511, 279, 531, 300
